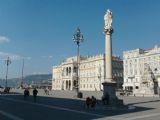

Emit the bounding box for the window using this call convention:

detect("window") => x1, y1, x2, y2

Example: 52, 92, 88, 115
134, 59, 137, 63
140, 70, 142, 75
148, 57, 151, 61
135, 70, 137, 74
73, 67, 77, 73
66, 68, 68, 76
130, 69, 133, 75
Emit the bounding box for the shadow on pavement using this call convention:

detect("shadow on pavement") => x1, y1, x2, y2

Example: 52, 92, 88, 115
0, 93, 156, 120
127, 99, 160, 106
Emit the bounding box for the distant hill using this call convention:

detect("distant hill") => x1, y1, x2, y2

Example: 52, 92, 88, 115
0, 78, 19, 87
0, 74, 52, 87
23, 74, 52, 84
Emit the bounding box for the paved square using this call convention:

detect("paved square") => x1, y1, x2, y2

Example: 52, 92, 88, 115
0, 89, 160, 120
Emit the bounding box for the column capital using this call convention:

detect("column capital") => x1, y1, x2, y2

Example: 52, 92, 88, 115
104, 28, 113, 35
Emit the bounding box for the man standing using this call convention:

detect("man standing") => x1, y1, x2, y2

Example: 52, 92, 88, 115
24, 88, 30, 100
33, 88, 38, 103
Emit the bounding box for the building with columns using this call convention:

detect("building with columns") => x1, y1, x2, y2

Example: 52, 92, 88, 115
123, 46, 160, 95
52, 54, 123, 91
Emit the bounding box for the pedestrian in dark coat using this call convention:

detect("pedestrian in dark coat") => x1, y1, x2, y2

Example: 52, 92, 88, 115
91, 96, 97, 108
86, 96, 92, 108
33, 88, 38, 103
24, 88, 30, 100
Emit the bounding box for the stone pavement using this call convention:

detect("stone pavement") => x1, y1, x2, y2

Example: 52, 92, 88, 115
6, 89, 160, 110
1, 89, 160, 120
10, 88, 104, 100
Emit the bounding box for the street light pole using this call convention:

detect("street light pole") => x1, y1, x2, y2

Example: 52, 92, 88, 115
5, 57, 11, 88
73, 27, 84, 96
21, 58, 24, 88
98, 66, 102, 91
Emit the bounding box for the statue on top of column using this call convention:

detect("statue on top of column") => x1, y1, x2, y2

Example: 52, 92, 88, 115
104, 9, 112, 29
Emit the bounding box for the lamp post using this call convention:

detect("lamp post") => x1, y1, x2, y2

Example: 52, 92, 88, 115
73, 27, 84, 96
5, 57, 11, 88
21, 58, 24, 88
98, 66, 102, 91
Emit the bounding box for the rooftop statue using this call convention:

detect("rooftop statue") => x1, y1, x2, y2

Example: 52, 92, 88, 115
104, 9, 112, 29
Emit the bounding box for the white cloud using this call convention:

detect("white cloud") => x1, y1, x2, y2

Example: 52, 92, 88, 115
48, 56, 53, 58
0, 36, 10, 44
25, 57, 32, 60
0, 52, 21, 60
0, 52, 32, 61
32, 72, 50, 75
20, 56, 32, 60
42, 55, 53, 59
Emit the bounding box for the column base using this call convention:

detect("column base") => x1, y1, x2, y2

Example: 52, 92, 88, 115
102, 81, 123, 106
102, 81, 117, 99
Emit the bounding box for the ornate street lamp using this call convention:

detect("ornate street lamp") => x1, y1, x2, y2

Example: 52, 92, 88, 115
5, 56, 11, 88
72, 27, 84, 96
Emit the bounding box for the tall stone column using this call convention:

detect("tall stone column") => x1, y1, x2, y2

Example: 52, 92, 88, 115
102, 9, 116, 100
105, 29, 113, 82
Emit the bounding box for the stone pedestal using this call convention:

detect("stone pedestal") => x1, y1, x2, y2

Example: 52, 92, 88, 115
102, 82, 123, 106
102, 82, 116, 99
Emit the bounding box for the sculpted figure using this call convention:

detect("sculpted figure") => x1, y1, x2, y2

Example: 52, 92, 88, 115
104, 9, 112, 29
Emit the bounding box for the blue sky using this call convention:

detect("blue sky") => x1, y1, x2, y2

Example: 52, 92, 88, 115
0, 0, 159, 78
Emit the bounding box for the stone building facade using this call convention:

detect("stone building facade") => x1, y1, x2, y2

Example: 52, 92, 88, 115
52, 54, 123, 91
123, 46, 160, 95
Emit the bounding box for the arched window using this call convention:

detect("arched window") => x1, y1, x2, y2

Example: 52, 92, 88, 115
73, 67, 77, 73
66, 67, 68, 76
66, 81, 68, 89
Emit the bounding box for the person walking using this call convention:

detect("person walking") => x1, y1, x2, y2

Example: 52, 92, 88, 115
91, 96, 97, 108
33, 88, 38, 103
24, 88, 30, 100
85, 96, 91, 108
102, 92, 110, 105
